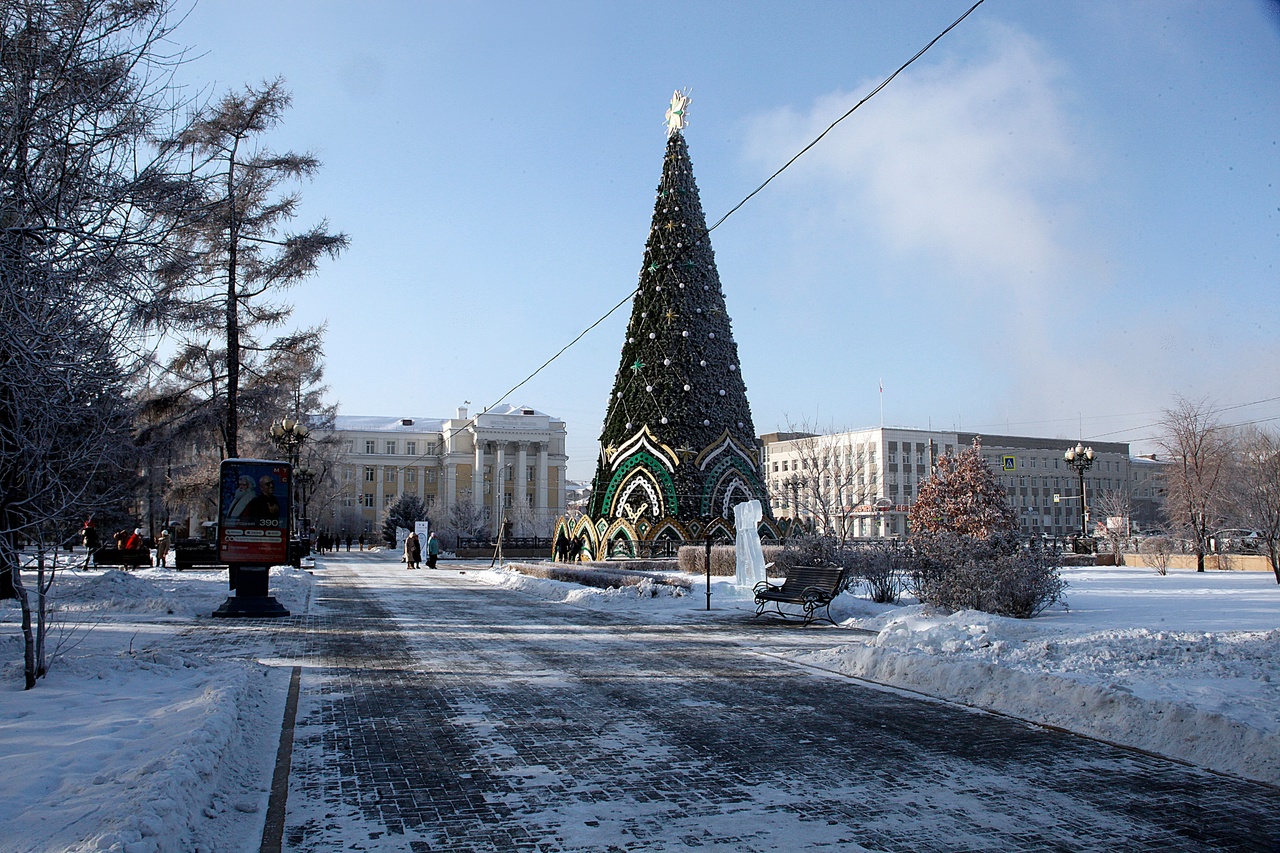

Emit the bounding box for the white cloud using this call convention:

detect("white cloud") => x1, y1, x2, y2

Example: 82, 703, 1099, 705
742, 24, 1087, 298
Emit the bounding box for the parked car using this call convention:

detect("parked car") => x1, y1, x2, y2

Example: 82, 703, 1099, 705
1212, 529, 1263, 555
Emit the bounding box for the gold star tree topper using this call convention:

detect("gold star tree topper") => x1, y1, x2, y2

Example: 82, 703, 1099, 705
665, 90, 690, 136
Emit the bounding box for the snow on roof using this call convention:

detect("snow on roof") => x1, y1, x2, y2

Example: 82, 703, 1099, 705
332, 406, 552, 433
480, 404, 549, 417
332, 416, 447, 433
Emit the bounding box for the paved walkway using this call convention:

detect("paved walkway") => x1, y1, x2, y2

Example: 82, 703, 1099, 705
278, 553, 1280, 852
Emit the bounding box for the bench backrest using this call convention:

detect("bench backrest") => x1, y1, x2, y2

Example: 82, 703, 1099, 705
780, 565, 845, 593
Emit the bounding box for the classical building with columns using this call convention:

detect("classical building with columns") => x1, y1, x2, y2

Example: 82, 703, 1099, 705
323, 405, 568, 537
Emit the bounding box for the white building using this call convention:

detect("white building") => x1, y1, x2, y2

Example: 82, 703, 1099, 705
323, 405, 568, 537
762, 427, 1144, 540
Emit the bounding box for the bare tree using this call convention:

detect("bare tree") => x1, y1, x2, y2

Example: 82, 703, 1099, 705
1093, 489, 1132, 565
428, 499, 487, 550
768, 422, 873, 546
1157, 398, 1230, 572
1227, 426, 1280, 583
0, 0, 196, 685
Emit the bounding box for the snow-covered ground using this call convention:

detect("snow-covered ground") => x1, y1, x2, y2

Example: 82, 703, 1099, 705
1, 557, 1277, 852
1, 560, 314, 853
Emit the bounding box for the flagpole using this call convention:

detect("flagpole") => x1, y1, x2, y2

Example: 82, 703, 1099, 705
879, 378, 884, 428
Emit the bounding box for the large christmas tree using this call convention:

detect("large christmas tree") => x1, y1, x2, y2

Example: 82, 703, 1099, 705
558, 93, 776, 560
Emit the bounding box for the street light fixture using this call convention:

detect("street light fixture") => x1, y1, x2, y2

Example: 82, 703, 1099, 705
1064, 442, 1095, 541
295, 465, 315, 537
269, 417, 310, 535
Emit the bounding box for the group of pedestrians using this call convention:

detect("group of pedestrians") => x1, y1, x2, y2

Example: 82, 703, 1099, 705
403, 531, 440, 569
81, 518, 172, 568
315, 532, 363, 552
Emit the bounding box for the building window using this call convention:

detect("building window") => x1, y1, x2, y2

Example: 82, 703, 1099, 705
361, 493, 374, 508
364, 467, 375, 482
365, 440, 376, 454
406, 468, 417, 484
384, 493, 394, 507
406, 441, 416, 456
386, 440, 396, 455
385, 468, 397, 483
426, 469, 437, 484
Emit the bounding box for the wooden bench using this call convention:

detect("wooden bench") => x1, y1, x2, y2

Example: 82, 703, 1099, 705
754, 565, 847, 626
92, 548, 151, 568
175, 545, 227, 572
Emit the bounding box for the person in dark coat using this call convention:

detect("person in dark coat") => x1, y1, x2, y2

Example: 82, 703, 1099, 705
426, 533, 441, 569
404, 532, 421, 568
82, 519, 99, 551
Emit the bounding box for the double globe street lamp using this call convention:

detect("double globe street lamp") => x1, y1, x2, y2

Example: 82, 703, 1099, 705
1064, 442, 1095, 542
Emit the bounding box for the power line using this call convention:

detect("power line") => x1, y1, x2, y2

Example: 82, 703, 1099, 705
1081, 395, 1280, 440
476, 0, 987, 419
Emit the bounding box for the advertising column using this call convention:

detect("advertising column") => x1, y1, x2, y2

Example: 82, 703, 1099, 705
213, 458, 291, 618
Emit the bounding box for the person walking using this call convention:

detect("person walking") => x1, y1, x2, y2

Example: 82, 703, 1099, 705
155, 529, 171, 567
345, 533, 352, 552
358, 533, 366, 551
404, 532, 421, 569
81, 518, 99, 552
426, 532, 441, 569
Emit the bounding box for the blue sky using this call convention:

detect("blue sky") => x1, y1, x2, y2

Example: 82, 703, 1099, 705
172, 0, 1280, 480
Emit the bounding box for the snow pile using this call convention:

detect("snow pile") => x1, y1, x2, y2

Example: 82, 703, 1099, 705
54, 569, 191, 615
1, 563, 313, 853
797, 570, 1280, 785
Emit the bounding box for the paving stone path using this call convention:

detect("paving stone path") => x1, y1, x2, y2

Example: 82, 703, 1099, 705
279, 554, 1280, 852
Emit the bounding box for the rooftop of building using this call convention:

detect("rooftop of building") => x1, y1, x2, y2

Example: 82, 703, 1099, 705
333, 404, 554, 434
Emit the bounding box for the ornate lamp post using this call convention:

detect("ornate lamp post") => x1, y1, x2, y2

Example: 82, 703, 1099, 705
295, 465, 315, 537
1064, 442, 1095, 540
269, 417, 310, 534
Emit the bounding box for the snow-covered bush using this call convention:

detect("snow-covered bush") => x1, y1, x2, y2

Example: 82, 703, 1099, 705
1140, 536, 1174, 575
854, 543, 909, 604
909, 533, 1065, 618
774, 536, 886, 598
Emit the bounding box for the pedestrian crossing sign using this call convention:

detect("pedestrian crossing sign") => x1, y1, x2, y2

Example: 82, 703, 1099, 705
1002, 455, 1017, 471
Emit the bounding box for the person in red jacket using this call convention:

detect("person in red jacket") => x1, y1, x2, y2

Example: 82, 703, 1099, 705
123, 528, 144, 551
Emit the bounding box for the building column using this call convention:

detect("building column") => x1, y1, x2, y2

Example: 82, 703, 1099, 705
535, 443, 548, 518
555, 463, 566, 515
472, 436, 484, 507
444, 462, 457, 509
515, 442, 529, 508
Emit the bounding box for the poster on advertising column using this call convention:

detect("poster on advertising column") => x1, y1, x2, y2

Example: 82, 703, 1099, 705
218, 458, 291, 565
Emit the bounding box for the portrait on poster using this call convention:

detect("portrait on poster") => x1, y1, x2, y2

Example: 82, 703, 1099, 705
218, 459, 291, 564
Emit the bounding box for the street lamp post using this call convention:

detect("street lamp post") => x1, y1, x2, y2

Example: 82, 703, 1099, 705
1064, 442, 1095, 542
296, 465, 315, 537
269, 417, 310, 536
